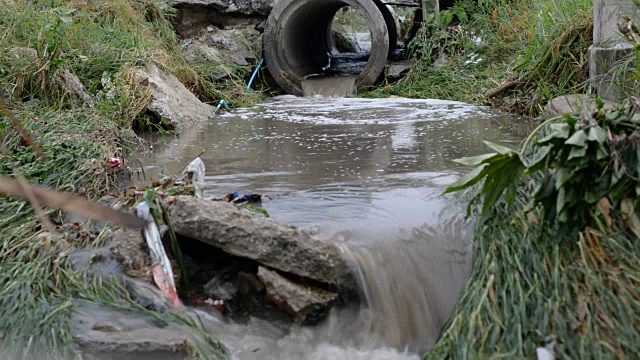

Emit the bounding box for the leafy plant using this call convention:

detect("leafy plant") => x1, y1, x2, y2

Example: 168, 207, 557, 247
446, 98, 640, 240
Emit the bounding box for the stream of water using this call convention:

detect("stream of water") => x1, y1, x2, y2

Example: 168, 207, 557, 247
138, 96, 529, 359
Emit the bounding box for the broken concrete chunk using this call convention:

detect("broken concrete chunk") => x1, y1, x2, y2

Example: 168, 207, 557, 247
166, 195, 356, 290
257, 267, 337, 322
133, 64, 213, 130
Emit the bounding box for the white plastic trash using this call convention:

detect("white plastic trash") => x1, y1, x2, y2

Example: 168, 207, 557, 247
136, 201, 181, 309
184, 157, 206, 198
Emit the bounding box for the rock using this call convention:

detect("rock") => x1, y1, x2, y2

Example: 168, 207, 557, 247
8, 47, 38, 62
200, 26, 261, 67
57, 68, 94, 107
66, 247, 123, 280
72, 302, 223, 359
109, 227, 152, 283
164, 0, 275, 16
203, 275, 238, 300
165, 195, 356, 290
238, 272, 264, 292
386, 60, 416, 80
333, 31, 357, 53
257, 267, 337, 322
133, 64, 213, 130
125, 278, 173, 313
546, 94, 616, 117
65, 246, 172, 313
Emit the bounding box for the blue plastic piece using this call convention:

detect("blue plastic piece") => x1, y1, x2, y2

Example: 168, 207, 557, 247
214, 100, 230, 115
247, 58, 264, 90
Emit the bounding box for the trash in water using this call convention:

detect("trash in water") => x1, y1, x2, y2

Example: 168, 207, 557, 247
225, 193, 272, 204
214, 100, 230, 115
183, 157, 206, 198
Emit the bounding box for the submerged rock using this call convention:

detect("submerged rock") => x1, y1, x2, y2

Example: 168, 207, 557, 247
133, 64, 213, 130
257, 267, 337, 323
165, 195, 356, 290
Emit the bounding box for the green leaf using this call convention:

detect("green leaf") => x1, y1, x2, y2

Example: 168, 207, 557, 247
537, 123, 571, 144
443, 164, 489, 194
565, 130, 588, 147
597, 144, 609, 160
556, 186, 567, 214
60, 16, 73, 24
527, 145, 552, 171
568, 146, 587, 160
587, 126, 607, 144
453, 153, 498, 166
555, 167, 573, 190
478, 156, 525, 223
483, 140, 515, 155
596, 97, 604, 110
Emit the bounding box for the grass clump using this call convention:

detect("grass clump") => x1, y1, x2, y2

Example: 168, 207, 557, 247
367, 0, 593, 117
432, 94, 640, 356
0, 0, 244, 357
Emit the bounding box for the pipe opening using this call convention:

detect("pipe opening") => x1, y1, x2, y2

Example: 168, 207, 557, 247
264, 0, 390, 95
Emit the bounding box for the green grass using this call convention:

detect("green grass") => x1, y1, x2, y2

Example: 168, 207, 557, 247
0, 0, 247, 357
429, 101, 640, 357
366, 0, 593, 117
429, 199, 640, 358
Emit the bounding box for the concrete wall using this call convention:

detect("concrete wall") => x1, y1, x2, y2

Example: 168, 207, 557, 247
590, 0, 640, 101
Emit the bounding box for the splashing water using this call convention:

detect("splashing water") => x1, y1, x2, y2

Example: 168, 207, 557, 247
138, 96, 529, 358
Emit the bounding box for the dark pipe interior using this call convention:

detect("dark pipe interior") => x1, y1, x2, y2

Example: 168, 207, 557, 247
281, 1, 369, 78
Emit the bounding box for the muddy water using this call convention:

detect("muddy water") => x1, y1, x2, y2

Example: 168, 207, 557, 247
138, 96, 529, 359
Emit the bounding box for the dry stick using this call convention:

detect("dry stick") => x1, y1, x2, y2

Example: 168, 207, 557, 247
0, 175, 145, 229
485, 79, 521, 98
0, 98, 46, 160
14, 173, 58, 233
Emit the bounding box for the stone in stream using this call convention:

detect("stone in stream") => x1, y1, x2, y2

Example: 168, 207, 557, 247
132, 64, 213, 130
165, 195, 356, 290
257, 267, 338, 323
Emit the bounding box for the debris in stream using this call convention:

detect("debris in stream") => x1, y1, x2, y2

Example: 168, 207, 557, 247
225, 192, 272, 204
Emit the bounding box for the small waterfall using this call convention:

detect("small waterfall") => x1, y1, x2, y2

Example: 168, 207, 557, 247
339, 208, 475, 353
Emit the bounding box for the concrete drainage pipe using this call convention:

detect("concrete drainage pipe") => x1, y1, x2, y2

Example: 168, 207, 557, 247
263, 0, 390, 96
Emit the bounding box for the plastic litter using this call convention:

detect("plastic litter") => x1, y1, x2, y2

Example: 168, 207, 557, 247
214, 100, 230, 115
136, 201, 181, 310
108, 157, 125, 168
184, 157, 206, 198
204, 298, 225, 312
225, 193, 271, 204
247, 58, 264, 90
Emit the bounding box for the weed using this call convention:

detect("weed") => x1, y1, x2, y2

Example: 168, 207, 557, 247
366, 0, 593, 117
